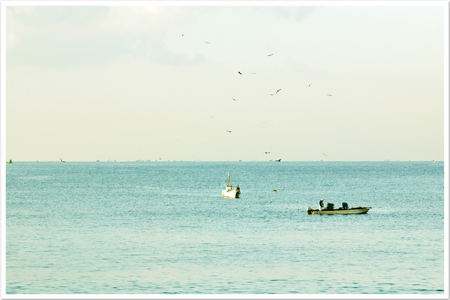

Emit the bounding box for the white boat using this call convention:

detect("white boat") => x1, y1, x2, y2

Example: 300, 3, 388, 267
222, 172, 240, 198
307, 200, 371, 215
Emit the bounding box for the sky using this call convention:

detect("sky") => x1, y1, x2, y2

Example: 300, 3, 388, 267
3, 2, 447, 162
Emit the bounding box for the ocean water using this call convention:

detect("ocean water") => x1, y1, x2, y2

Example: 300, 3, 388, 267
5, 161, 445, 294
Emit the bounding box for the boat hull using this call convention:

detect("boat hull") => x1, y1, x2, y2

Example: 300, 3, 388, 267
307, 207, 371, 215
222, 189, 240, 198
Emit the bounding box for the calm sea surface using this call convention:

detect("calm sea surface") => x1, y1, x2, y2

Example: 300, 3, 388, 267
5, 161, 445, 294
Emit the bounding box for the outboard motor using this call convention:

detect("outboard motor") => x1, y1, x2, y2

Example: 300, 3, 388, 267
342, 202, 348, 210
326, 202, 334, 210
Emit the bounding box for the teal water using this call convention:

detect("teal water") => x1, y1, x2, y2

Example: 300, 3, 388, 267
5, 161, 445, 294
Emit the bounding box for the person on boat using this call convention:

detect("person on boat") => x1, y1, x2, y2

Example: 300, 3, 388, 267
236, 185, 240, 192
319, 200, 324, 211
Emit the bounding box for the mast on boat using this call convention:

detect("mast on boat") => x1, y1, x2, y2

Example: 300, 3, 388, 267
226, 172, 231, 186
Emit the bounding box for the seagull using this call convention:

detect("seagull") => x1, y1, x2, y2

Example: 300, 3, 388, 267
269, 89, 281, 96
322, 153, 328, 156
327, 94, 333, 96
226, 130, 232, 133
251, 72, 256, 74
307, 83, 312, 87
204, 41, 211, 44
232, 98, 237, 101
267, 54, 273, 56
275, 159, 282, 162
238, 71, 242, 75
273, 189, 278, 193
60, 158, 65, 163
265, 152, 270, 154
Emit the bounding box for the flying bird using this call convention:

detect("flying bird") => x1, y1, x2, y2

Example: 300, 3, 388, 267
267, 54, 274, 56
265, 152, 270, 154
327, 94, 333, 96
322, 153, 328, 156
232, 98, 237, 101
307, 83, 312, 87
269, 89, 281, 96
238, 71, 242, 75
226, 130, 232, 133
60, 158, 65, 163
204, 41, 211, 44
275, 159, 282, 162
273, 189, 278, 193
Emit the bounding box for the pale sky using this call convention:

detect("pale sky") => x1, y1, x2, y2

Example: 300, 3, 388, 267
3, 2, 447, 162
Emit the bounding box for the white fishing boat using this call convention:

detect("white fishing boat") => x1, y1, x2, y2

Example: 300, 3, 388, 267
222, 172, 240, 198
307, 200, 371, 215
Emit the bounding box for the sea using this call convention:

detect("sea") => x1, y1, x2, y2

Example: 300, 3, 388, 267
5, 161, 446, 295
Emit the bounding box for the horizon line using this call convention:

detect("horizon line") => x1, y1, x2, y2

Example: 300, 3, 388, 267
4, 160, 444, 163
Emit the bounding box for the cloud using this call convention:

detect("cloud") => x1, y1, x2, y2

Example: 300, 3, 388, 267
293, 6, 321, 21
241, 6, 321, 22
149, 40, 206, 65
8, 33, 130, 68
6, 6, 207, 68
6, 6, 321, 68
